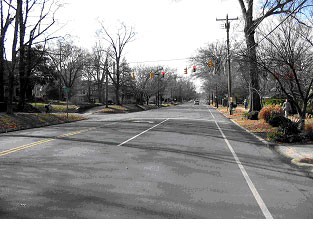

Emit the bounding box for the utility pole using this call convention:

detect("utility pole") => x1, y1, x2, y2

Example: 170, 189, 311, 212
105, 68, 109, 108
112, 61, 115, 104
59, 41, 62, 103
216, 14, 238, 114
157, 73, 160, 107
215, 84, 218, 108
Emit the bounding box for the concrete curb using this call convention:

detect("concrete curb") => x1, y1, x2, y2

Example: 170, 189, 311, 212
275, 145, 313, 178
291, 159, 313, 177
215, 107, 313, 178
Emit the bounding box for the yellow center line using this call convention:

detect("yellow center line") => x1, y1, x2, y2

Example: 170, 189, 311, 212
0, 127, 98, 157
0, 139, 55, 157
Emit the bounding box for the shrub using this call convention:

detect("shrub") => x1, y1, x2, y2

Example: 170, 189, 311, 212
259, 105, 283, 123
246, 111, 259, 120
269, 120, 303, 143
264, 99, 285, 106
299, 158, 313, 164
305, 125, 313, 141
269, 129, 304, 143
281, 119, 300, 135
268, 114, 289, 127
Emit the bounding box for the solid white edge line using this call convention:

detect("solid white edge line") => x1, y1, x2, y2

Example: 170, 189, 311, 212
118, 118, 169, 146
209, 108, 273, 219
229, 119, 269, 145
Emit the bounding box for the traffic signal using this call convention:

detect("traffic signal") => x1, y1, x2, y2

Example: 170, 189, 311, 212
131, 73, 135, 79
162, 72, 165, 78
184, 67, 187, 74
150, 72, 154, 79
209, 60, 213, 68
193, 66, 196, 72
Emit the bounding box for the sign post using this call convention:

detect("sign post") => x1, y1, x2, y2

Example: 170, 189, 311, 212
64, 87, 69, 120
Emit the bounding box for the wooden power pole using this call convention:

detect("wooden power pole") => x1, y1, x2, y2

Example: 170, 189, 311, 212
216, 14, 238, 114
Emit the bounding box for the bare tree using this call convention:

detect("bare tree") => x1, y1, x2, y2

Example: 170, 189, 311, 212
258, 17, 313, 130
178, 78, 197, 101
233, 40, 275, 107
3, 0, 61, 113
18, 0, 60, 109
98, 22, 135, 105
119, 58, 134, 104
191, 41, 227, 105
6, 0, 21, 114
0, 0, 14, 104
83, 44, 110, 103
237, 0, 311, 112
48, 40, 85, 99
131, 65, 158, 105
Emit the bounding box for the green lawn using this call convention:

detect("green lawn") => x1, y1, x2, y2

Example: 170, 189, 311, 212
30, 103, 79, 113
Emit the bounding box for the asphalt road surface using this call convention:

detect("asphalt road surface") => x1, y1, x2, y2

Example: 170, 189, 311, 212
0, 102, 312, 218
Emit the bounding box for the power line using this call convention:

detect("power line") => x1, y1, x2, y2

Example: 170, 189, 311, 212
128, 57, 191, 64
132, 3, 305, 65
256, 1, 307, 46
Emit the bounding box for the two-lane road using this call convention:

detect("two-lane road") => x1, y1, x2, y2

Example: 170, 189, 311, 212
0, 103, 312, 218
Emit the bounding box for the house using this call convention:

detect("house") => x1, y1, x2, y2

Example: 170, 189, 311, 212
71, 80, 116, 104
32, 84, 46, 99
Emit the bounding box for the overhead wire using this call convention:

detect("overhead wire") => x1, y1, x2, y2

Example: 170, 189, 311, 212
128, 57, 192, 64
253, 1, 307, 47
129, 2, 307, 65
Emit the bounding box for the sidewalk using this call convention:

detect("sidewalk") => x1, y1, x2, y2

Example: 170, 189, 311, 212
275, 144, 313, 178
216, 106, 313, 178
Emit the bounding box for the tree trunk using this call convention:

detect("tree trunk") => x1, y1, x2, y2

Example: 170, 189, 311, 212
0, 43, 4, 103
299, 103, 307, 132
97, 83, 101, 103
0, 2, 12, 104
25, 43, 34, 101
18, 0, 26, 110
7, 72, 14, 114
299, 114, 305, 132
7, 0, 20, 114
245, 29, 261, 112
115, 85, 120, 105
115, 65, 120, 105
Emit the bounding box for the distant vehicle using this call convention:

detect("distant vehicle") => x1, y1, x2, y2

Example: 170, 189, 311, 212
194, 99, 200, 105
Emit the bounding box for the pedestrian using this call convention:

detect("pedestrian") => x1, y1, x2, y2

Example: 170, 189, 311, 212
244, 99, 248, 110
48, 103, 52, 113
45, 102, 52, 113
282, 99, 291, 118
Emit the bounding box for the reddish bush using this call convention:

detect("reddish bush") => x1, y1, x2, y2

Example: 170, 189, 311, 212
299, 158, 313, 164
259, 105, 283, 123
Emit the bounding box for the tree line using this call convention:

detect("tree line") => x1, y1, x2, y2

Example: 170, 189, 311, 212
0, 1, 197, 114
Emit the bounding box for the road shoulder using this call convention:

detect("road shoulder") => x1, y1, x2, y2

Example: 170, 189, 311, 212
214, 106, 313, 178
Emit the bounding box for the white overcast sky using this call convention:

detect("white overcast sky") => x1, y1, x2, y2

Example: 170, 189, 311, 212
54, 0, 242, 90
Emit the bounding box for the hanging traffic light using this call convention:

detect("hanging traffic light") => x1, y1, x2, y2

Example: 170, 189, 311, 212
193, 66, 196, 72
184, 67, 187, 74
131, 73, 135, 79
209, 60, 213, 68
150, 72, 154, 79
162, 72, 165, 78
